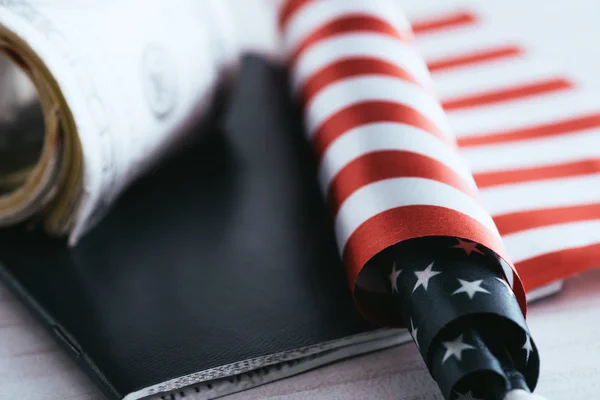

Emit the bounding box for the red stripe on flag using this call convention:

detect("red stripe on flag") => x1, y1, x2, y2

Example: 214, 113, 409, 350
300, 57, 423, 106
279, 0, 311, 29
327, 150, 479, 215
458, 113, 600, 147
427, 46, 523, 73
411, 11, 477, 35
312, 101, 450, 160
341, 204, 525, 324
442, 78, 573, 111
516, 243, 600, 291
290, 15, 410, 64
494, 203, 600, 236
474, 159, 600, 188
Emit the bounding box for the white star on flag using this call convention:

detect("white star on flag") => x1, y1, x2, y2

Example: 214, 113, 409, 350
410, 318, 419, 350
388, 262, 402, 293
495, 277, 515, 296
413, 262, 441, 293
452, 279, 490, 299
454, 390, 482, 400
442, 334, 476, 363
522, 334, 533, 362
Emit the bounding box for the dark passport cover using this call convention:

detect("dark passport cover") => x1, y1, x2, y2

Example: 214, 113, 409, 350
0, 57, 406, 399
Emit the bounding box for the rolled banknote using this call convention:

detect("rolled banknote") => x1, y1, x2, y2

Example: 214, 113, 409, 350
0, 0, 279, 245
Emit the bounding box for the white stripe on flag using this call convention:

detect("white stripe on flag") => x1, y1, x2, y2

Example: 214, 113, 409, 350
503, 219, 600, 263
447, 89, 600, 138
335, 177, 500, 251
460, 128, 600, 173
318, 122, 476, 191
414, 23, 518, 61
432, 57, 565, 99
305, 75, 451, 137
291, 33, 433, 92
480, 174, 600, 216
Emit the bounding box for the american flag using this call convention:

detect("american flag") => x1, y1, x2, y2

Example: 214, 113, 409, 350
277, 1, 598, 398
278, 0, 600, 316
279, 0, 526, 320
411, 8, 600, 294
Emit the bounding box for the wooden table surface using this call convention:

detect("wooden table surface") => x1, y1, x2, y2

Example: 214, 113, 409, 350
2, 269, 599, 400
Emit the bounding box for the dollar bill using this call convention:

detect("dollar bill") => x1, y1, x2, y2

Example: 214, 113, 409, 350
0, 0, 260, 244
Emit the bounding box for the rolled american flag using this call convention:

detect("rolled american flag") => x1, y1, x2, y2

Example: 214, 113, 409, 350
278, 0, 545, 399
278, 0, 525, 322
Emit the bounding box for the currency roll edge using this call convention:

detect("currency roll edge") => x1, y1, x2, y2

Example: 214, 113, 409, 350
0, 28, 83, 234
